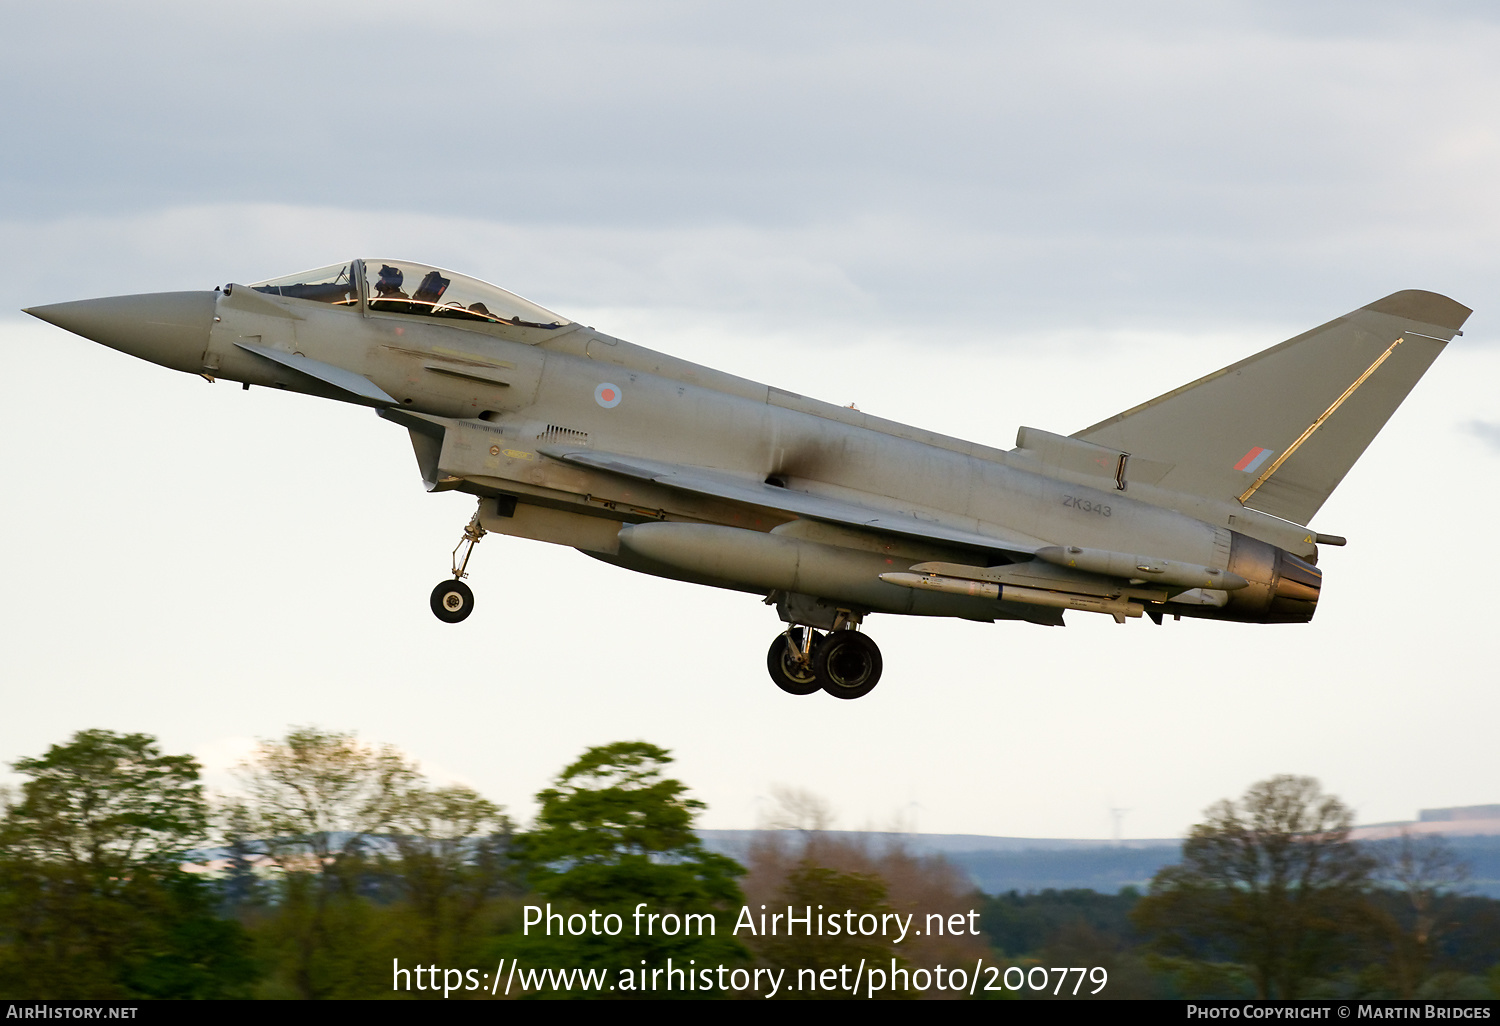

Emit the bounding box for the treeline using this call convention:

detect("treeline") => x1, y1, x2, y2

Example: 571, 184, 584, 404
0, 731, 1497, 1000
978, 887, 1500, 1000
974, 777, 1500, 1000
0, 729, 983, 999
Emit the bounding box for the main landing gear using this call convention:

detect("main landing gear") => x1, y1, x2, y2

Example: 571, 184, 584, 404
767, 627, 824, 695
431, 506, 485, 623
767, 623, 883, 700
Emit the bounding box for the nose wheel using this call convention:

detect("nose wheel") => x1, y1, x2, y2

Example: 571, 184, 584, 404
432, 504, 485, 623
431, 580, 474, 623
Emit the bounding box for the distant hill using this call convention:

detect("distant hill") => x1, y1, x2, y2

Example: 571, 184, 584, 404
697, 829, 1183, 896
699, 823, 1500, 898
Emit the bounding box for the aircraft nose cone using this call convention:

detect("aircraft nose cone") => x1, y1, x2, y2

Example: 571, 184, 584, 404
24, 291, 218, 374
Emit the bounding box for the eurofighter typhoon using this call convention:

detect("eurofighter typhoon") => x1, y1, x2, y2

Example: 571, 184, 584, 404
25, 261, 1470, 699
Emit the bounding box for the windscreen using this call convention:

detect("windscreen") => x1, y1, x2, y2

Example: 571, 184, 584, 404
250, 262, 358, 305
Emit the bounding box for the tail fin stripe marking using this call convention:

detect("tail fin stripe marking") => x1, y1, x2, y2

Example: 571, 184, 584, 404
1233, 447, 1274, 473
1237, 336, 1405, 506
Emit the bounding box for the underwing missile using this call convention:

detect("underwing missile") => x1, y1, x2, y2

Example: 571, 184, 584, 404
878, 572, 1144, 619
1034, 545, 1248, 590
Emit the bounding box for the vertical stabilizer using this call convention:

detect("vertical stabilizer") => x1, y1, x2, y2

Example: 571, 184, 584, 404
1073, 291, 1470, 525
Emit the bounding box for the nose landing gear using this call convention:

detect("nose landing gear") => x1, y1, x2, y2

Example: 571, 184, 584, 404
430, 579, 474, 623
431, 505, 485, 623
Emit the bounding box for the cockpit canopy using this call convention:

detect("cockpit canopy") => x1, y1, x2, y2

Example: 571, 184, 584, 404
249, 259, 570, 329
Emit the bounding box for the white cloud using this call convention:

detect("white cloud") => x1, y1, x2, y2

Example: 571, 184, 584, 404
1468, 420, 1500, 453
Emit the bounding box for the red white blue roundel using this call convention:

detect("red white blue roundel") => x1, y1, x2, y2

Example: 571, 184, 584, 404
594, 382, 622, 408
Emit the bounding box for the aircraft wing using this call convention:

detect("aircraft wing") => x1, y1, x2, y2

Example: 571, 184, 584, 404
544, 448, 1042, 557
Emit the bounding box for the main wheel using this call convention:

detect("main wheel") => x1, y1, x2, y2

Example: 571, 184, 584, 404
815, 631, 882, 699
430, 579, 474, 623
766, 627, 823, 695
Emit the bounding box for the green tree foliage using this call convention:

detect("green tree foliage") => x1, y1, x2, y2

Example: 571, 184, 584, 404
507, 741, 748, 991
227, 725, 420, 874
3, 729, 206, 870
977, 888, 1166, 999
224, 727, 412, 997
1133, 775, 1374, 999
385, 784, 514, 965
980, 888, 1144, 958
228, 727, 515, 998
755, 862, 900, 998
0, 730, 254, 998
525, 742, 743, 907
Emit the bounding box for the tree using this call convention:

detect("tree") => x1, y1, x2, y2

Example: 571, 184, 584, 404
1365, 829, 1471, 998
228, 725, 419, 876
525, 741, 743, 904
227, 726, 422, 998
1133, 775, 1374, 999
754, 861, 898, 998
385, 784, 515, 964
742, 788, 989, 995
509, 742, 748, 990
228, 727, 519, 998
3, 729, 206, 872
0, 730, 254, 998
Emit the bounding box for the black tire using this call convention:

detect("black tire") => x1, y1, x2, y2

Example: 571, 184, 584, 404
430, 579, 474, 623
766, 628, 823, 696
815, 631, 882, 699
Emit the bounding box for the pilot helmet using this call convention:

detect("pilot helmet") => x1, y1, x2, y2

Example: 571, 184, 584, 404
376, 264, 405, 295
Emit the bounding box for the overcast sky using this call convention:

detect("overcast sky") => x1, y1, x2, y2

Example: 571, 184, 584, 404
2, 2, 1497, 842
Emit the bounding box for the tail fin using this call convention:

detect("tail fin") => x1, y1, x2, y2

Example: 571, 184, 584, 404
1073, 290, 1471, 525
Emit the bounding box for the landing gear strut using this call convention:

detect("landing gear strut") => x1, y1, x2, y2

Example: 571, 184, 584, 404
431, 505, 485, 623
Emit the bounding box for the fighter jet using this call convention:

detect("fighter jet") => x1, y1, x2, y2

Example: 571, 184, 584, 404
24, 260, 1470, 699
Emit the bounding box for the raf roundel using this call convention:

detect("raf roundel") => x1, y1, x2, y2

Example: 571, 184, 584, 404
594, 382, 622, 409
